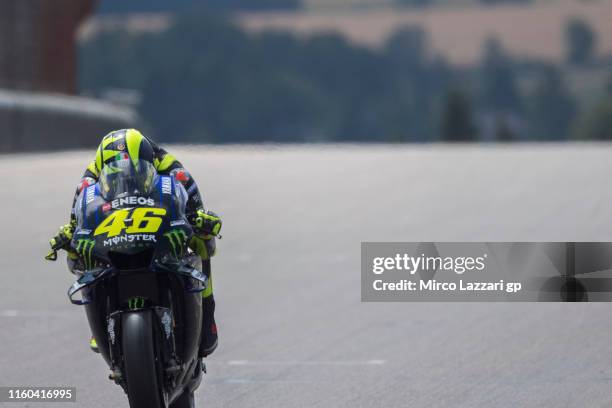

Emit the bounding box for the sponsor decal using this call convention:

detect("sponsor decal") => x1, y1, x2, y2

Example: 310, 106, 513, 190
107, 317, 116, 345
78, 178, 93, 193
161, 311, 172, 339
162, 177, 172, 195
128, 296, 146, 310
170, 219, 187, 227
175, 170, 189, 183
86, 186, 96, 204
75, 239, 95, 270
164, 229, 188, 259
103, 234, 157, 247
110, 196, 155, 209
117, 143, 125, 151
75, 229, 92, 235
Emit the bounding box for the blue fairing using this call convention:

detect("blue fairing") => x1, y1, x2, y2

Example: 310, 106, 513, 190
72, 174, 192, 267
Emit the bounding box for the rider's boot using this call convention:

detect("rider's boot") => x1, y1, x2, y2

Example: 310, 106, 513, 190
199, 294, 218, 358
199, 259, 217, 358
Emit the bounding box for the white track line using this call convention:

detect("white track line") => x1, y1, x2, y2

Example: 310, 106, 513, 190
0, 309, 76, 318
215, 378, 316, 384
224, 360, 386, 366
0, 310, 19, 317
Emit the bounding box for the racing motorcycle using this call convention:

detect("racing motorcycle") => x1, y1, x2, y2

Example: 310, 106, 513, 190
50, 158, 207, 408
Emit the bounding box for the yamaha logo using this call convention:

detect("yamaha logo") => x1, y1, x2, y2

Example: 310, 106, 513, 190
162, 178, 172, 195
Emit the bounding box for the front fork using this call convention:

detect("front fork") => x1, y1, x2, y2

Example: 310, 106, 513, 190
107, 307, 178, 390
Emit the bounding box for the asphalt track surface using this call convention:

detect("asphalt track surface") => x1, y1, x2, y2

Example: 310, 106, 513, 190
2, 144, 612, 407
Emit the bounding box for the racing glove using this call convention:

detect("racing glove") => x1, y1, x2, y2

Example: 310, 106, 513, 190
194, 210, 222, 238
45, 222, 77, 261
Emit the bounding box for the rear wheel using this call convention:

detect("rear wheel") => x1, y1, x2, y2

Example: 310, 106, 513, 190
170, 390, 195, 408
122, 311, 165, 408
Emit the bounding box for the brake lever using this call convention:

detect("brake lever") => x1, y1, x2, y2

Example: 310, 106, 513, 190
45, 238, 69, 262
45, 249, 58, 261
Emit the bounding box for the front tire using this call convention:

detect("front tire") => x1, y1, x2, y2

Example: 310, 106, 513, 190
122, 311, 165, 408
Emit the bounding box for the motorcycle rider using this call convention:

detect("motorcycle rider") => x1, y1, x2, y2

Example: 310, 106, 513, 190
46, 129, 221, 358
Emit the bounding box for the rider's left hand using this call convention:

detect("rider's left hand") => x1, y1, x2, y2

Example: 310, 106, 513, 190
194, 210, 222, 238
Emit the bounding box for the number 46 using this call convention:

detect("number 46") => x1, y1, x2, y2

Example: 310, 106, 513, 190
94, 208, 167, 237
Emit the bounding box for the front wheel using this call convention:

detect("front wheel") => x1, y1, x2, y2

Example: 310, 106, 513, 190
122, 311, 165, 408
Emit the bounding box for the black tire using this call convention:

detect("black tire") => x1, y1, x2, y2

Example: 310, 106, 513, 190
170, 390, 195, 408
122, 311, 165, 408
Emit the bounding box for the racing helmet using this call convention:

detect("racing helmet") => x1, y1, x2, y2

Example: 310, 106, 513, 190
93, 129, 155, 174
94, 129, 157, 200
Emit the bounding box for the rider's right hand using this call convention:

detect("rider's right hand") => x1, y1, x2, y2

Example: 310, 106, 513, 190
45, 223, 75, 261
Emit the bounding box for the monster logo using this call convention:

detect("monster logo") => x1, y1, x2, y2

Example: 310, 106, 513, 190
164, 229, 188, 259
128, 296, 146, 310
75, 239, 96, 270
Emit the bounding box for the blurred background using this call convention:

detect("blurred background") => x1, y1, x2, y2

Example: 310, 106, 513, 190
1, 0, 611, 151
3, 2, 612, 407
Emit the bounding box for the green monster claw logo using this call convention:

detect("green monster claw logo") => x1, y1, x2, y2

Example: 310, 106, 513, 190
164, 229, 188, 259
128, 296, 146, 310
75, 239, 96, 270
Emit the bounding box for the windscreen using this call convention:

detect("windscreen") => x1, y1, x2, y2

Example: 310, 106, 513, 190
99, 158, 157, 201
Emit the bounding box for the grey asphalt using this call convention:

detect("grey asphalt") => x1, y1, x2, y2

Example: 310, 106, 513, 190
1, 144, 612, 407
